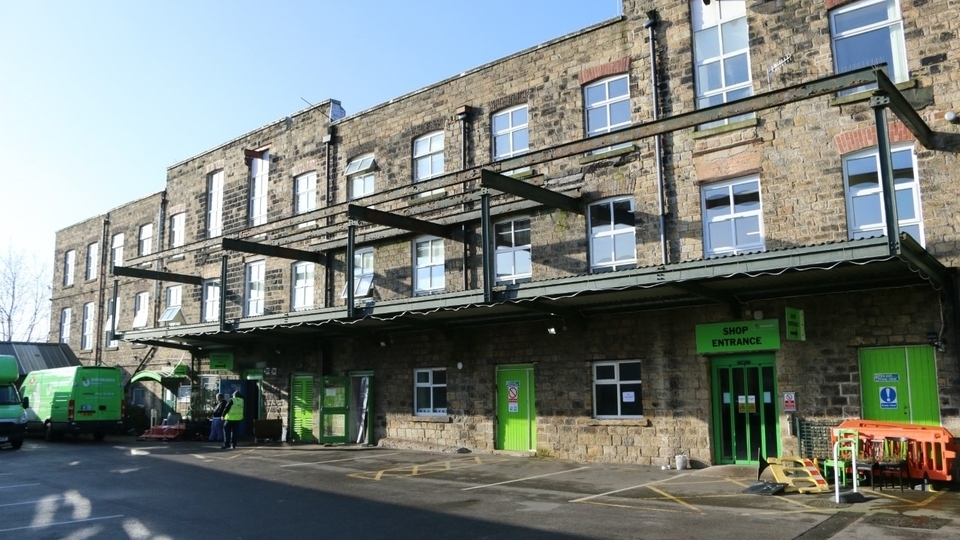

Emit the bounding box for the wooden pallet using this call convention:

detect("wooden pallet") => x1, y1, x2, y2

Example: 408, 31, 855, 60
138, 424, 186, 441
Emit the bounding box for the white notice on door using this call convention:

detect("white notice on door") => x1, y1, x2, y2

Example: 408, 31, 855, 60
622, 391, 635, 403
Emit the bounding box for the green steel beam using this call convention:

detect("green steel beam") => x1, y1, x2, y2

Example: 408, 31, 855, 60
480, 170, 584, 214
111, 265, 203, 286
874, 69, 934, 149
347, 204, 455, 240
222, 237, 323, 263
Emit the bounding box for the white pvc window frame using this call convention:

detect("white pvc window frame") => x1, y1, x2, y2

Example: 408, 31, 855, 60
414, 367, 447, 416
702, 175, 764, 257
843, 143, 923, 245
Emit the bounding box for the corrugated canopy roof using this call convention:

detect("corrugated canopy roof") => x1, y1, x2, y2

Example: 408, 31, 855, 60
0, 342, 82, 376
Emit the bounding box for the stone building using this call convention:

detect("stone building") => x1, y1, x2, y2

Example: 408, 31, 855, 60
50, 0, 960, 468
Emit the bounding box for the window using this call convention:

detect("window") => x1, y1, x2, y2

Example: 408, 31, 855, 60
165, 285, 182, 308
589, 198, 636, 272
692, 0, 753, 129
81, 302, 95, 351
702, 176, 764, 256
295, 171, 317, 214
341, 248, 375, 299
584, 75, 631, 153
111, 233, 124, 271
414, 368, 447, 416
59, 308, 71, 344
169, 213, 185, 248
843, 144, 922, 244
106, 297, 120, 348
207, 170, 224, 238
414, 237, 444, 294
593, 360, 643, 418
413, 132, 444, 197
245, 260, 265, 316
831, 0, 907, 95
250, 151, 270, 226
85, 242, 98, 281
492, 105, 529, 160
495, 218, 531, 284
346, 154, 375, 199
138, 223, 153, 256
202, 279, 220, 323
292, 261, 315, 311
133, 292, 149, 329
131, 387, 145, 407
63, 250, 75, 286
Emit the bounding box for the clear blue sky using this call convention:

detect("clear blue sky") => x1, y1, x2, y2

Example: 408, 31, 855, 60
0, 1, 620, 266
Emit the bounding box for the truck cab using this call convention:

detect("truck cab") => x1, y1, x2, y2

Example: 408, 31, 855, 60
0, 355, 27, 450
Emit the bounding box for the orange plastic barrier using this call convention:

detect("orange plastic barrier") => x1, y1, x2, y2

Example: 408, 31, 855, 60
835, 420, 958, 484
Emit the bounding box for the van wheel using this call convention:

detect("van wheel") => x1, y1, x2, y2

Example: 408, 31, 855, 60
11, 438, 23, 450
93, 432, 105, 442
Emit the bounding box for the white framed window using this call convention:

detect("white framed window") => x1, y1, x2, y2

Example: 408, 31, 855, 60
843, 144, 923, 245
702, 176, 764, 257
295, 171, 317, 214
131, 387, 145, 407
495, 217, 532, 284
493, 105, 529, 160
59, 307, 71, 344
81, 302, 95, 351
133, 292, 149, 329
138, 223, 153, 256
85, 242, 98, 281
414, 237, 444, 294
593, 360, 643, 418
245, 260, 265, 316
831, 0, 907, 95
341, 247, 375, 299
292, 261, 315, 311
207, 170, 224, 238
202, 279, 220, 323
346, 154, 376, 200
106, 297, 120, 348
165, 285, 182, 308
413, 131, 444, 183
249, 151, 270, 226
111, 233, 124, 270
63, 250, 75, 286
692, 0, 753, 129
584, 75, 631, 153
414, 368, 447, 416
169, 213, 186, 248
589, 198, 636, 272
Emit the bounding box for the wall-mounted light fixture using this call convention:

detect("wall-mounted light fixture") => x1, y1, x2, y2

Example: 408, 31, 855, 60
927, 332, 947, 352
546, 322, 567, 335
945, 111, 958, 124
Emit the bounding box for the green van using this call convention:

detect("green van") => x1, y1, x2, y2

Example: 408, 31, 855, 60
20, 366, 125, 441
0, 355, 28, 450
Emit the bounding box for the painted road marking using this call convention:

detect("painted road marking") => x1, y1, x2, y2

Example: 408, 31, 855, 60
463, 467, 591, 491
0, 497, 66, 508
280, 452, 401, 467
349, 456, 510, 480
0, 514, 125, 533
0, 483, 40, 490
570, 472, 692, 503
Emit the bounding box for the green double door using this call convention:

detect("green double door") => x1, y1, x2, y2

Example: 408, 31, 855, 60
859, 346, 940, 425
496, 365, 536, 452
711, 354, 779, 464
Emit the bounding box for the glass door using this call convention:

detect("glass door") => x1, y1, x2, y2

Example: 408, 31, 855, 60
712, 354, 778, 464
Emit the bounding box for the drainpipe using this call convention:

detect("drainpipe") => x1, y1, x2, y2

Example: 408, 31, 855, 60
643, 10, 668, 265
323, 124, 336, 308
95, 215, 110, 366
457, 106, 472, 291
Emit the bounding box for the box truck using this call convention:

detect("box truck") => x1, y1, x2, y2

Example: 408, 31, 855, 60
0, 355, 27, 450
20, 366, 125, 441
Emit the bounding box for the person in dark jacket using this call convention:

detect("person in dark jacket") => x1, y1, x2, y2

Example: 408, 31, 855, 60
208, 393, 227, 442
222, 390, 245, 449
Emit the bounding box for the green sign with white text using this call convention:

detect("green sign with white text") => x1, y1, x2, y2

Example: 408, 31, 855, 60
696, 319, 781, 354
208, 352, 234, 370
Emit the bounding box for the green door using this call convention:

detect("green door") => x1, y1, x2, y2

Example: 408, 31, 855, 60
859, 346, 940, 425
291, 375, 315, 443
711, 354, 779, 464
496, 365, 535, 452
319, 376, 349, 444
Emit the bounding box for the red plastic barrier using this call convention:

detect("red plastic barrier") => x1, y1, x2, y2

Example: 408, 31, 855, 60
835, 420, 958, 483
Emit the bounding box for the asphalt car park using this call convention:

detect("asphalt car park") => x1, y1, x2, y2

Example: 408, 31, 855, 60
2, 437, 959, 539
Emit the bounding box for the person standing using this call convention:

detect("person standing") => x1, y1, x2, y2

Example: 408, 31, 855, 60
222, 390, 245, 449
208, 393, 227, 443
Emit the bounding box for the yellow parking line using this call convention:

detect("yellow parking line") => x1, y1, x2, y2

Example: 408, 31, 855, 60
463, 466, 590, 491
349, 456, 511, 480
646, 485, 704, 513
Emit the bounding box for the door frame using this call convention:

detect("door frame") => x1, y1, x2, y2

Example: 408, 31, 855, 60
710, 354, 779, 465
495, 364, 536, 452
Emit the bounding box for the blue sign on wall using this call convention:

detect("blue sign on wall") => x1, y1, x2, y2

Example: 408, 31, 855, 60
879, 386, 898, 409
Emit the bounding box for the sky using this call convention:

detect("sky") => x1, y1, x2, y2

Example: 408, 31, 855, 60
0, 0, 621, 266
